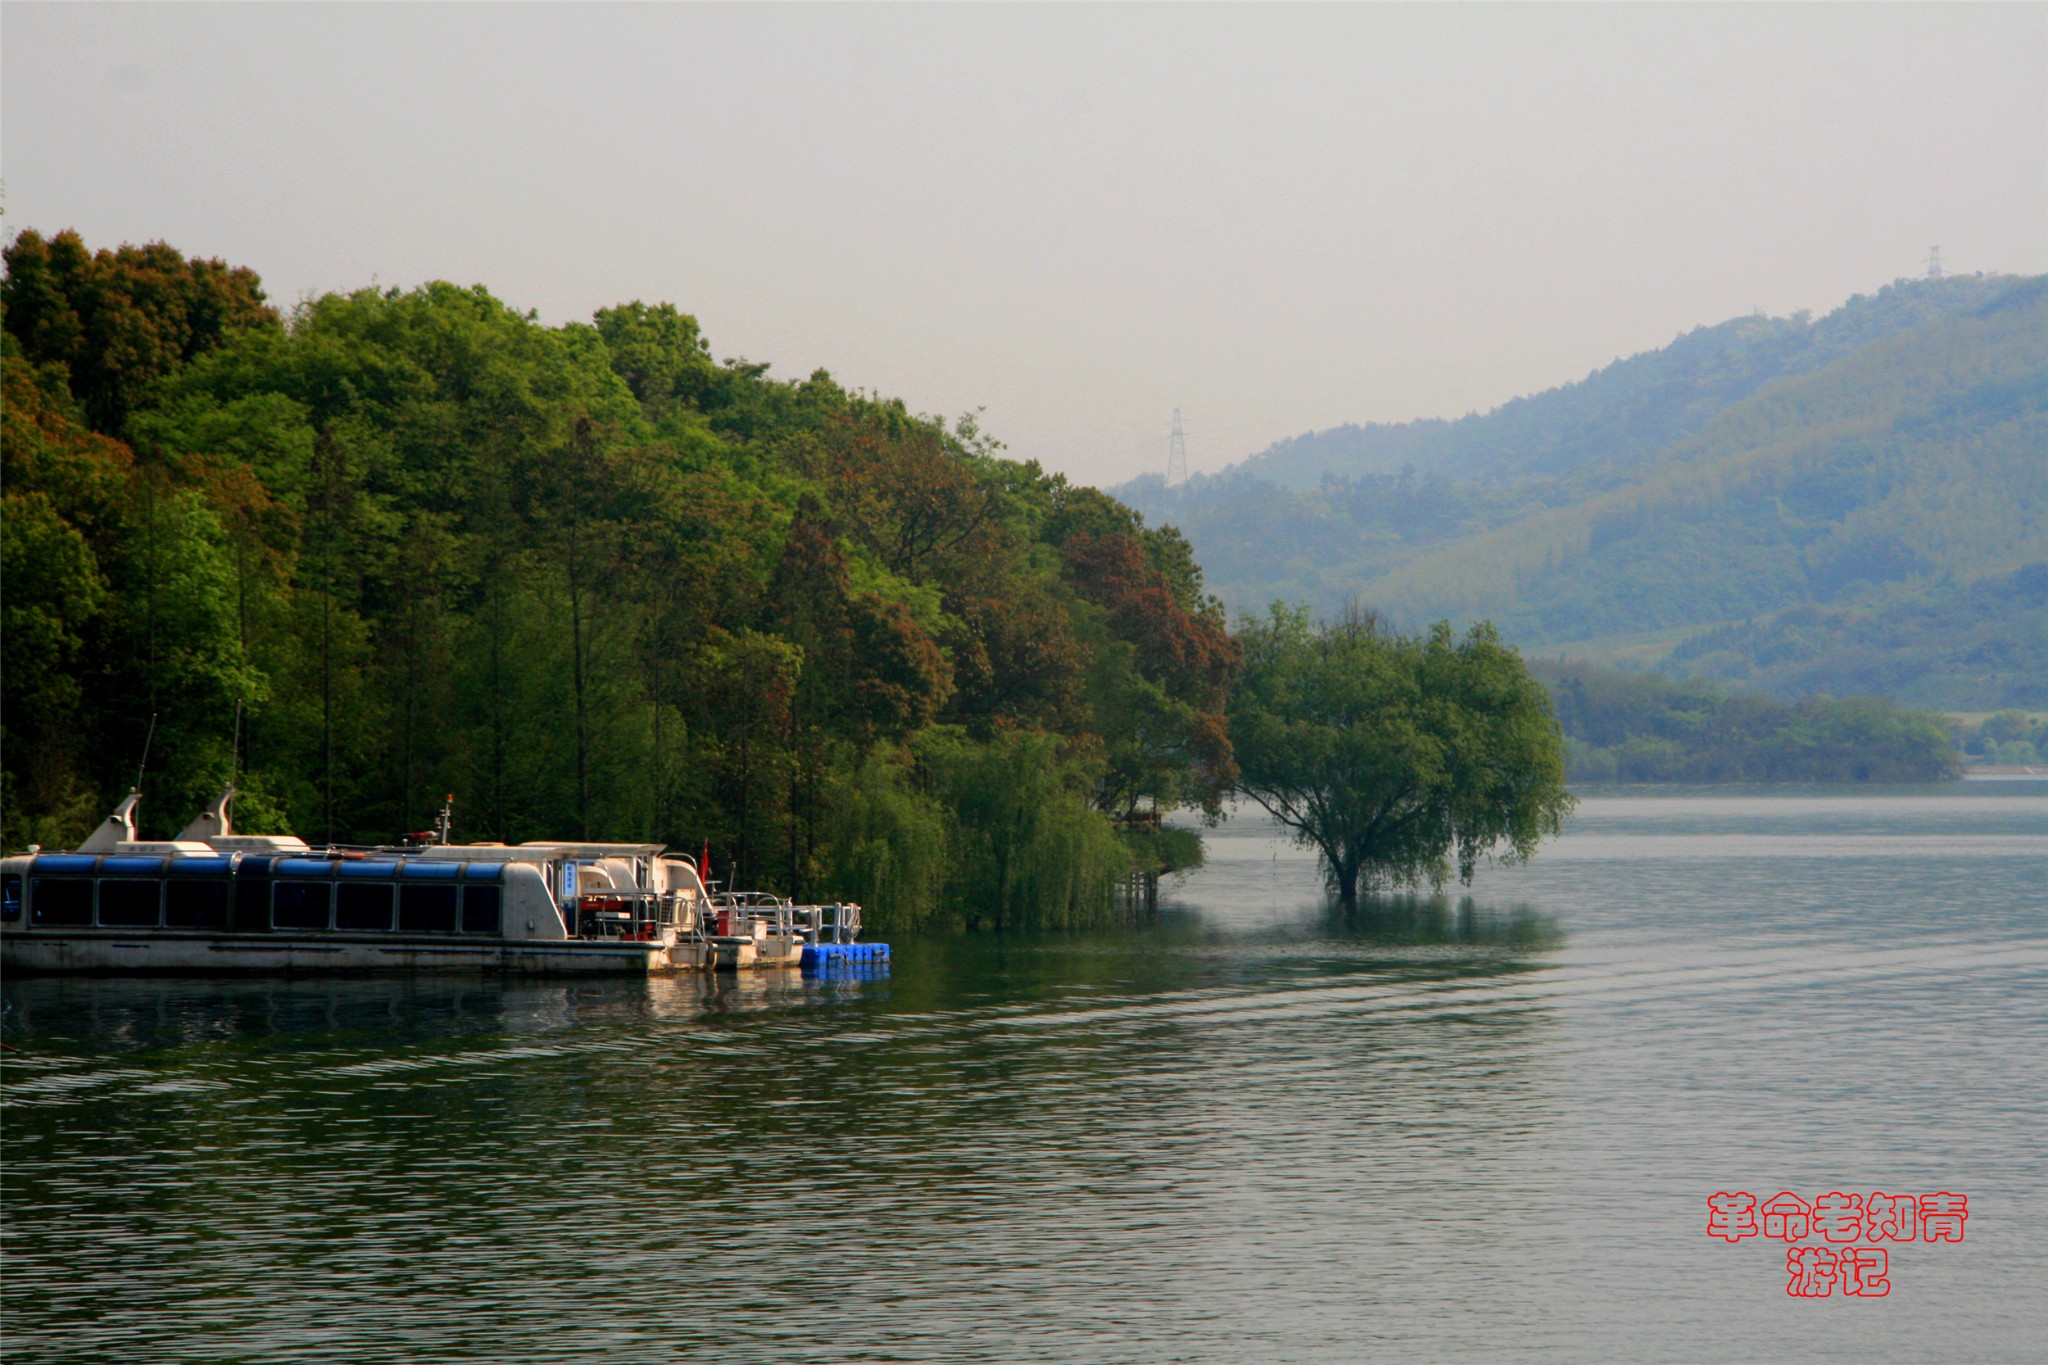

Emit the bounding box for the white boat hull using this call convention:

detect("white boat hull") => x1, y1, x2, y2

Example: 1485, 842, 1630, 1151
1, 930, 674, 975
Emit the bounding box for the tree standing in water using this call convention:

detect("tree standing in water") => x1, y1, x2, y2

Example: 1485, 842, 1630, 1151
1229, 604, 1574, 905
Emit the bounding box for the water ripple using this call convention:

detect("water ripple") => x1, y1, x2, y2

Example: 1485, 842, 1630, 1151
4, 784, 2045, 1362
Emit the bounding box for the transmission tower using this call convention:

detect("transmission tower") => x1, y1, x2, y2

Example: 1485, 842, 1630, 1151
1167, 409, 1187, 486
1926, 246, 1944, 279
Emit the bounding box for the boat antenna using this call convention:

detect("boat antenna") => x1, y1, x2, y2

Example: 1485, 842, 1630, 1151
435, 794, 454, 846
134, 712, 158, 792
230, 699, 243, 784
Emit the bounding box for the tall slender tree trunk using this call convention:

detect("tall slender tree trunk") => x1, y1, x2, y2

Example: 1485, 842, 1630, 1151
142, 467, 159, 718
133, 463, 160, 838
234, 533, 249, 662
567, 529, 591, 841
786, 705, 802, 901
318, 443, 334, 845
649, 643, 666, 843
489, 565, 508, 842
401, 575, 418, 834
735, 734, 750, 889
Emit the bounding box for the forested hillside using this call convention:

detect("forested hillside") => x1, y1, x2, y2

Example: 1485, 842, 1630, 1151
1119, 275, 2048, 709
2, 230, 1238, 929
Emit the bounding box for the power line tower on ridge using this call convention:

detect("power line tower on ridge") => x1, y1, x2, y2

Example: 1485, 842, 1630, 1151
1167, 409, 1187, 486
1926, 246, 1944, 280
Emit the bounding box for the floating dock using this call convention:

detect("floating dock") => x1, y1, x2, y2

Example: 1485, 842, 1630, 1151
801, 942, 891, 971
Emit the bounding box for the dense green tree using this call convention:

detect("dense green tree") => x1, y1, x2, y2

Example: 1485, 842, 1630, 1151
1230, 605, 1575, 903
592, 301, 719, 423
1953, 709, 2048, 766
3, 230, 1247, 928
1060, 527, 1239, 816
916, 727, 1133, 929
1, 229, 278, 435
0, 360, 117, 843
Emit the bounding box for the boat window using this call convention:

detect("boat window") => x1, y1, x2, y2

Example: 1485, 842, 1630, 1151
97, 879, 163, 928
165, 880, 231, 930
460, 885, 501, 934
272, 881, 331, 931
2, 874, 21, 922
234, 870, 272, 932
399, 884, 458, 933
336, 883, 395, 931
29, 878, 93, 927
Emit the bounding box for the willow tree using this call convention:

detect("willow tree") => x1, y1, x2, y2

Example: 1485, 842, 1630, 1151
1229, 604, 1574, 904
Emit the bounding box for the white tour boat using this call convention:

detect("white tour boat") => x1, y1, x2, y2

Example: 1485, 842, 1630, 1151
0, 788, 875, 976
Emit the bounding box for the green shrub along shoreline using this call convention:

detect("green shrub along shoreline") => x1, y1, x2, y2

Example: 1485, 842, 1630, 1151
1948, 711, 2048, 768
2, 231, 1241, 931
1534, 661, 1958, 782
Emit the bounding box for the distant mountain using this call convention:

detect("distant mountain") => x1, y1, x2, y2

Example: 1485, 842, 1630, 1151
1114, 274, 2048, 710
1195, 275, 2036, 490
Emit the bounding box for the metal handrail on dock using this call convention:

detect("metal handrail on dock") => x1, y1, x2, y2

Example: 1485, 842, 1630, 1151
705, 894, 862, 945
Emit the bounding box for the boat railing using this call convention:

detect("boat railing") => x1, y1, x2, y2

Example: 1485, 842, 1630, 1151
790, 902, 861, 944
700, 892, 863, 946
567, 887, 695, 943
705, 892, 790, 942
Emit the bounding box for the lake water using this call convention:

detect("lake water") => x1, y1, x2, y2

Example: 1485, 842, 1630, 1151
5, 783, 2045, 1362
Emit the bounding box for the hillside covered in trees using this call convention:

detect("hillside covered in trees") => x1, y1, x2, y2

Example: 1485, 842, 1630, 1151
1118, 275, 2048, 710
2, 230, 1239, 930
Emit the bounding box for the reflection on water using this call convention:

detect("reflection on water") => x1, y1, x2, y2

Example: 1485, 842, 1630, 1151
1318, 891, 1563, 949
4, 783, 2045, 1362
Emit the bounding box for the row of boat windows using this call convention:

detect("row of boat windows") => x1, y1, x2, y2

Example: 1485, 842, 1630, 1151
3, 875, 501, 936
14, 855, 503, 880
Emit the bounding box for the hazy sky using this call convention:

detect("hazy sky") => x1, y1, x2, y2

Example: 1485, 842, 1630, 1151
5, 3, 2044, 484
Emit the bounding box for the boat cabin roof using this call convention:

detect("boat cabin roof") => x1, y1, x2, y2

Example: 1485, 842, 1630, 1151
401, 842, 669, 863
518, 842, 670, 858
10, 792, 679, 867
207, 835, 313, 853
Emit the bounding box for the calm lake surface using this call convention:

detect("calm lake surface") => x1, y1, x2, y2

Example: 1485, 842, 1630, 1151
5, 783, 2045, 1362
